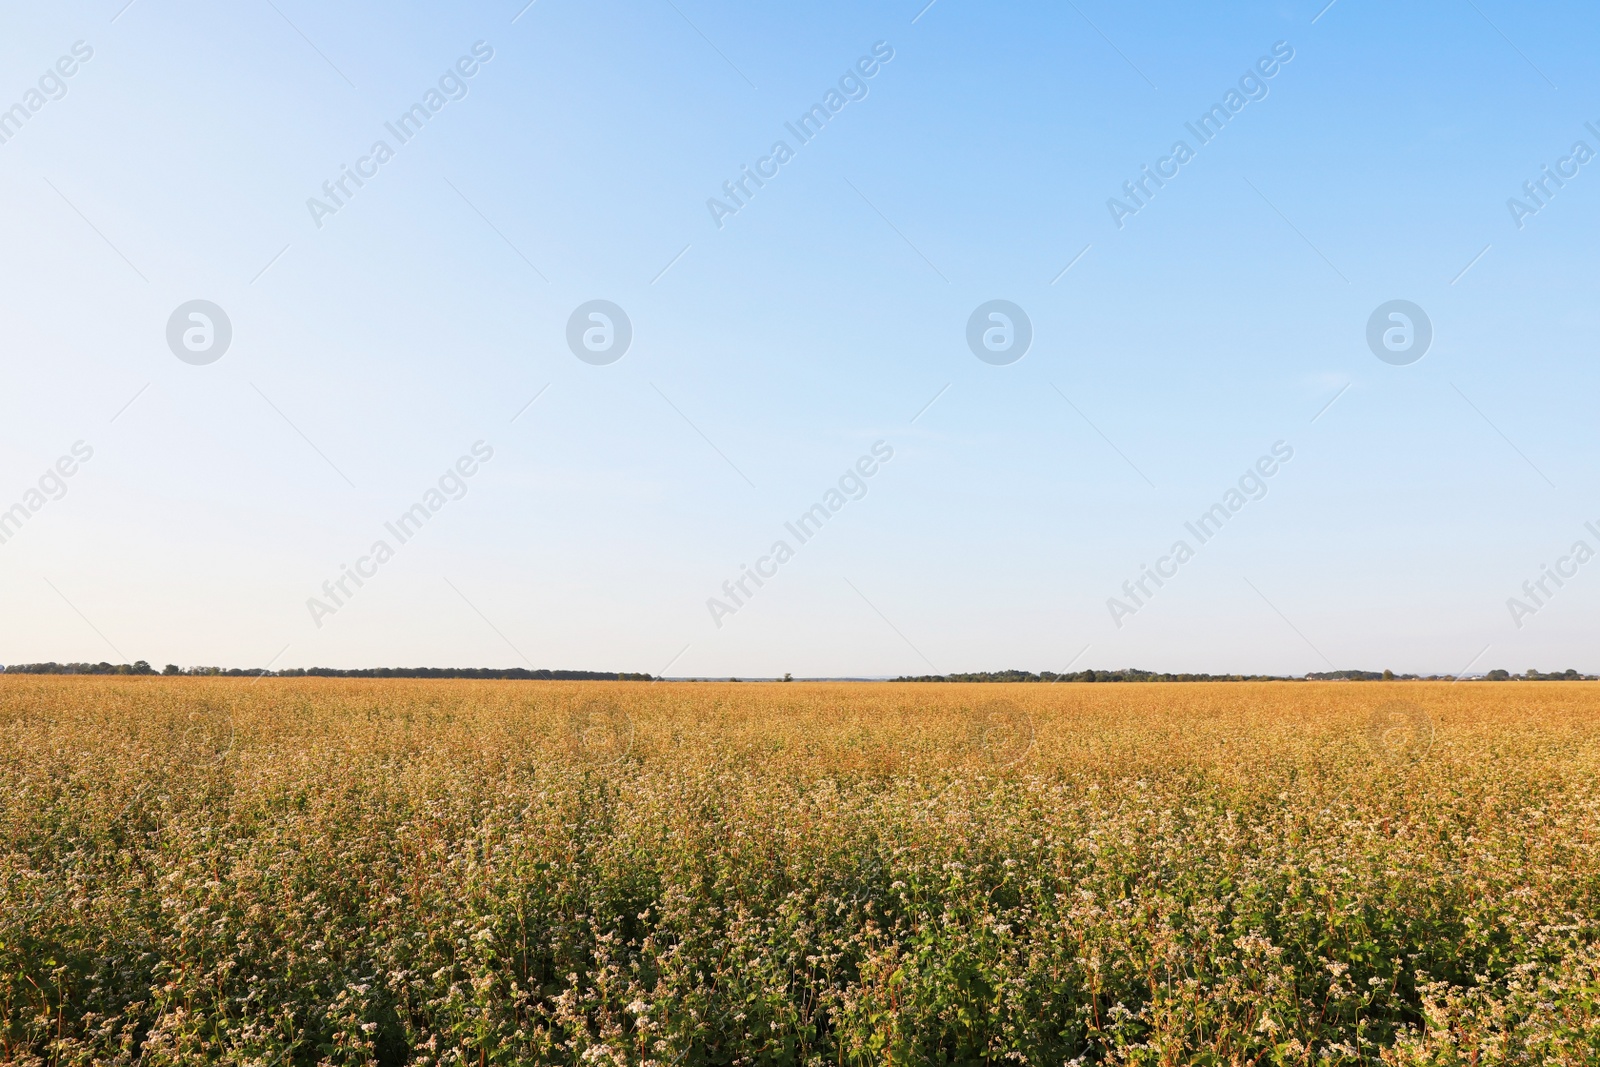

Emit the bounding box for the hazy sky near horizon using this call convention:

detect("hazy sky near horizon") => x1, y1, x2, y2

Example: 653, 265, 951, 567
1, 0, 1597, 678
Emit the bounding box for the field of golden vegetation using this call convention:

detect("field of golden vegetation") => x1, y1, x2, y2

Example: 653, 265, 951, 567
2, 677, 1597, 1066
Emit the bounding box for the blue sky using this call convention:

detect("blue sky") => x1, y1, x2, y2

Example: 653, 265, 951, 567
1, 0, 1596, 677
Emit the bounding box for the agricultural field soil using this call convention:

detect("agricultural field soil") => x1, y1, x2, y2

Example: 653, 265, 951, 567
2, 678, 1598, 1065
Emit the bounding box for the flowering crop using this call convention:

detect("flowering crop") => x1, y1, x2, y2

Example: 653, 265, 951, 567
1, 678, 1597, 1065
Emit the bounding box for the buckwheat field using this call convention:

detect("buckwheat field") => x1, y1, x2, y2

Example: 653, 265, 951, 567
2, 678, 1596, 1065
